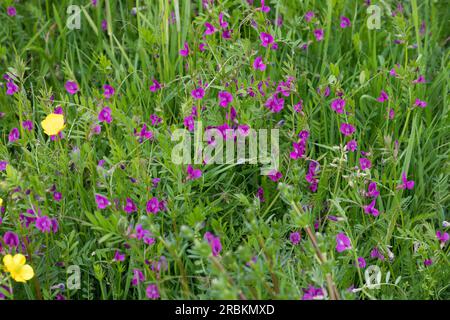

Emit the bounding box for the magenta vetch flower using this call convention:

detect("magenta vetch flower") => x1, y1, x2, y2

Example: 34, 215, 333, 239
367, 182, 380, 198
8, 128, 20, 142
265, 95, 284, 113
330, 98, 345, 114
389, 68, 398, 77
65, 81, 79, 95
146, 284, 160, 299
346, 139, 357, 152
103, 84, 115, 99
135, 123, 153, 142
256, 187, 265, 202
423, 259, 432, 267
131, 269, 145, 286
187, 165, 202, 180
398, 172, 414, 190
305, 161, 319, 192
218, 91, 233, 107
293, 100, 303, 113
290, 232, 300, 245
336, 233, 351, 252
359, 158, 372, 170
313, 29, 324, 41
150, 114, 162, 126
268, 170, 282, 182
146, 197, 160, 214
218, 12, 228, 29
204, 232, 222, 256
191, 87, 205, 100
413, 75, 425, 84
436, 231, 449, 244
371, 247, 385, 261
199, 43, 206, 51
357, 257, 366, 268
290, 130, 309, 160
260, 32, 274, 47
302, 285, 325, 300
3, 231, 19, 247
124, 198, 137, 214
1, 161, 9, 171
6, 81, 19, 95
149, 79, 162, 92
95, 194, 110, 209
253, 56, 266, 71
259, 0, 270, 13
340, 123, 355, 136
364, 199, 379, 217
22, 120, 33, 131
114, 250, 125, 262
35, 215, 53, 233
184, 115, 195, 132
179, 42, 189, 56
53, 191, 62, 202
304, 11, 315, 22
414, 98, 427, 108
204, 22, 216, 35
340, 16, 351, 28
7, 6, 16, 17
377, 90, 389, 102
98, 106, 112, 123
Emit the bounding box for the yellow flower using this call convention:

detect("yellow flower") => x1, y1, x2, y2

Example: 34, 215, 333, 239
0, 197, 3, 207
41, 113, 65, 136
3, 254, 34, 283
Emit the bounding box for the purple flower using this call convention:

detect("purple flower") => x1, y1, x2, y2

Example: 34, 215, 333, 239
357, 257, 366, 268
290, 232, 301, 245
377, 90, 389, 102
204, 232, 222, 256
114, 250, 125, 262
340, 123, 355, 136
218, 12, 228, 29
218, 91, 233, 107
413, 75, 425, 84
103, 85, 115, 99
260, 32, 274, 47
330, 98, 345, 114
7, 6, 16, 17
1, 160, 9, 171
8, 128, 19, 142
101, 19, 107, 31
335, 233, 351, 252
363, 199, 379, 217
313, 29, 324, 41
124, 198, 137, 214
98, 107, 112, 123
398, 172, 414, 190
191, 87, 205, 100
204, 22, 216, 35
340, 16, 351, 28
53, 191, 62, 202
146, 197, 160, 214
131, 269, 145, 286
36, 215, 52, 233
22, 120, 34, 131
371, 247, 385, 261
146, 284, 160, 299
367, 182, 380, 198
179, 42, 189, 57
150, 114, 162, 126
184, 115, 195, 132
6, 81, 19, 95
414, 98, 427, 108
251, 56, 267, 73
95, 194, 110, 209
304, 11, 315, 22
149, 79, 161, 92
65, 81, 79, 95
436, 231, 449, 244
268, 170, 282, 182
259, 0, 270, 13
359, 158, 372, 170
302, 285, 325, 300
293, 100, 303, 113
346, 140, 357, 152
3, 231, 19, 247
423, 259, 432, 267
256, 187, 265, 202
187, 165, 202, 180
265, 95, 284, 113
